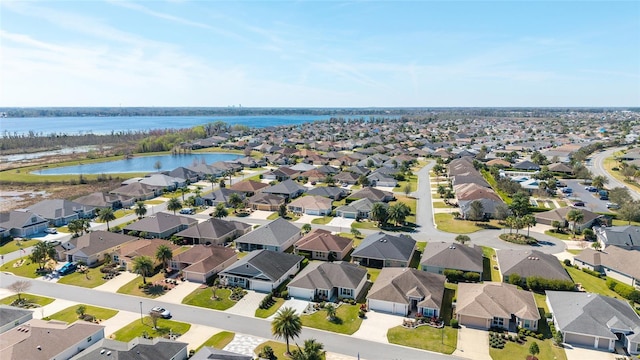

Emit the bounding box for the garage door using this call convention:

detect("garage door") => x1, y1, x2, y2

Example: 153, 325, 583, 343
597, 337, 610, 350
368, 299, 406, 315
565, 332, 595, 348
459, 315, 489, 329
288, 287, 314, 300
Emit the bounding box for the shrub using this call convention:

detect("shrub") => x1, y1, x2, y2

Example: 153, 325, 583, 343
280, 290, 289, 299
610, 280, 640, 303
525, 276, 576, 292
444, 269, 464, 283
563, 259, 572, 266
463, 272, 481, 282
582, 268, 604, 278
450, 319, 459, 328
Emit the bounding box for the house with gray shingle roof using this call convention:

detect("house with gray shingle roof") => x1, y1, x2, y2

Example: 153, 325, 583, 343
349, 187, 394, 202
174, 218, 251, 246
334, 198, 376, 219
574, 247, 640, 288
594, 225, 640, 250
420, 242, 483, 278
535, 207, 602, 232
71, 337, 188, 360
26, 199, 96, 227
306, 186, 348, 200
123, 212, 197, 239
351, 232, 416, 268
201, 188, 245, 207
546, 291, 640, 354
234, 217, 301, 252
0, 306, 32, 334
367, 268, 445, 317
219, 249, 303, 292
0, 210, 49, 238
59, 230, 138, 266
288, 262, 367, 301
497, 249, 572, 283
261, 179, 307, 199
190, 347, 251, 360
73, 192, 134, 210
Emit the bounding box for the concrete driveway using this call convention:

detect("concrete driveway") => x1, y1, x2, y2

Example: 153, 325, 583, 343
226, 290, 264, 316
154, 281, 202, 304
327, 217, 354, 229
351, 310, 400, 344
93, 271, 138, 292
564, 345, 618, 360
453, 326, 490, 360
295, 214, 321, 224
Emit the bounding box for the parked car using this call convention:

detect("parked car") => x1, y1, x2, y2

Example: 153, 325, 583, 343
585, 186, 597, 192
150, 307, 171, 319
45, 228, 58, 234
556, 181, 567, 188
606, 203, 620, 210
58, 262, 77, 276
600, 194, 609, 200
179, 208, 195, 215
573, 201, 585, 207
561, 188, 573, 194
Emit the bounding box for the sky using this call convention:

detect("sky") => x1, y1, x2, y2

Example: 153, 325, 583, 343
1, 1, 639, 107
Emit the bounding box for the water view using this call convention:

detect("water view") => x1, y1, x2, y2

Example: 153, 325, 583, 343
34, 153, 240, 175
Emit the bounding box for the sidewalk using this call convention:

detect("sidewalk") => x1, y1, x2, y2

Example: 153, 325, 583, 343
154, 281, 202, 304
93, 272, 138, 292
222, 334, 266, 358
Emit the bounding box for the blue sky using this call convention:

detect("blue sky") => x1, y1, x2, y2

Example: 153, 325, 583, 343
1, 1, 638, 107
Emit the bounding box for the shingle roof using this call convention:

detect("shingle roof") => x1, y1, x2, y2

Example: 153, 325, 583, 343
0, 210, 48, 230
262, 179, 307, 196
0, 306, 31, 331
368, 268, 445, 310
174, 245, 237, 274
235, 218, 299, 247
65, 231, 138, 257
190, 347, 252, 360
534, 207, 601, 224
288, 262, 367, 291
351, 232, 415, 262
229, 180, 269, 193
306, 187, 348, 199
349, 187, 393, 202
124, 212, 197, 233
456, 283, 540, 321
420, 242, 483, 273
71, 337, 188, 360
575, 247, 640, 280
497, 249, 572, 281
26, 199, 95, 220
596, 225, 640, 248
221, 249, 302, 281
175, 218, 251, 241
294, 229, 353, 253
288, 196, 332, 211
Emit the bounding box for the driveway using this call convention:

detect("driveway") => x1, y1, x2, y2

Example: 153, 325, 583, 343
327, 217, 354, 229
295, 214, 321, 224
564, 345, 618, 360
33, 298, 77, 319
453, 326, 491, 360
247, 210, 273, 220
100, 310, 140, 337
225, 290, 264, 317
177, 323, 224, 352
93, 271, 138, 292
223, 334, 267, 358
154, 281, 202, 304
268, 298, 311, 319
352, 310, 400, 344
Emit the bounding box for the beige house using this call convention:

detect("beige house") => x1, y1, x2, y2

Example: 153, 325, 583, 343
294, 229, 353, 261
58, 231, 138, 266
287, 196, 332, 216
170, 245, 238, 283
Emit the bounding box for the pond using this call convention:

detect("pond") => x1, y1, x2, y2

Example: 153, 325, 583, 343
33, 153, 241, 175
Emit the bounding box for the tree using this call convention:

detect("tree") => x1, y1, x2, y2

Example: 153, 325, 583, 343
357, 175, 370, 187
522, 214, 536, 237
370, 203, 388, 227
208, 174, 218, 191
551, 220, 563, 232
212, 203, 229, 219
167, 197, 183, 215
271, 307, 302, 355
132, 256, 154, 284
388, 202, 410, 226
155, 244, 173, 272
591, 175, 608, 190
609, 187, 631, 206
67, 219, 86, 237
403, 183, 412, 196
76, 305, 86, 318
29, 241, 56, 270
591, 241, 602, 251
509, 192, 531, 217
436, 184, 446, 198
98, 207, 116, 231
134, 201, 147, 219
350, 228, 362, 238
228, 193, 244, 211
566, 209, 584, 235
278, 204, 288, 218
619, 200, 640, 224
150, 310, 161, 329
554, 330, 564, 346
325, 303, 336, 321
494, 203, 510, 221
467, 200, 484, 221
179, 187, 188, 202
301, 224, 312, 234
8, 280, 30, 301
529, 341, 540, 358
291, 339, 325, 360
455, 235, 470, 245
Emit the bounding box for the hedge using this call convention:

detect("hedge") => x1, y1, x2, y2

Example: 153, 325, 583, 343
444, 269, 481, 283
607, 279, 640, 303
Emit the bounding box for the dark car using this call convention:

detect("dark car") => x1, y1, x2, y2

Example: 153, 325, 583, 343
573, 202, 585, 207
600, 195, 609, 200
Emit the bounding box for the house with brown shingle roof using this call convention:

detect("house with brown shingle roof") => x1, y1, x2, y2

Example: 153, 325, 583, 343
456, 282, 540, 331
349, 187, 395, 203
497, 249, 572, 283
574, 246, 640, 288
420, 242, 484, 278
229, 180, 269, 197
58, 230, 138, 266
174, 218, 252, 246
294, 229, 353, 261
116, 238, 179, 271
246, 193, 286, 211
534, 207, 602, 232
170, 245, 238, 283
287, 196, 332, 216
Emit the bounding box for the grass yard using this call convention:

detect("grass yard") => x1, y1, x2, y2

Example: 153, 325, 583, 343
544, 230, 580, 241
56, 267, 108, 288
116, 273, 168, 298
604, 156, 640, 193
432, 201, 453, 209
45, 304, 118, 323
267, 213, 280, 220
255, 340, 326, 360
435, 213, 502, 234
255, 297, 285, 318
112, 316, 191, 342
0, 293, 55, 307
182, 287, 236, 311
387, 326, 458, 354
196, 331, 235, 352
1, 257, 47, 278
0, 239, 39, 255
533, 292, 549, 313
612, 219, 640, 226
301, 304, 362, 335
94, 209, 133, 221
144, 199, 165, 205
366, 267, 381, 282
564, 265, 619, 298
481, 246, 501, 282
351, 221, 380, 230
310, 216, 333, 225
489, 338, 566, 360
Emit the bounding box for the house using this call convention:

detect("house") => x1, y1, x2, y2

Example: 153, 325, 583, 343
201, 188, 245, 207
366, 172, 398, 187
170, 245, 238, 283
351, 232, 416, 268
219, 249, 303, 292
287, 196, 332, 216
0, 319, 104, 360
294, 229, 353, 261
0, 306, 32, 334
229, 180, 269, 196
547, 162, 573, 174
59, 230, 138, 266
26, 199, 96, 226
334, 198, 376, 219
0, 210, 49, 237
234, 217, 301, 252
261, 179, 307, 199
246, 193, 286, 211
574, 247, 640, 288
534, 207, 602, 232
174, 218, 252, 245
453, 183, 504, 219
306, 186, 349, 200
262, 167, 297, 182
288, 262, 367, 302
367, 268, 445, 317
73, 192, 134, 210
190, 347, 252, 360
497, 249, 572, 283
594, 225, 640, 250
110, 182, 161, 201
349, 187, 394, 202
115, 238, 179, 271
456, 282, 540, 331
546, 291, 640, 354
123, 212, 197, 239
333, 172, 360, 185
165, 166, 201, 183
420, 242, 483, 278
513, 160, 541, 171
139, 174, 186, 191
71, 337, 188, 360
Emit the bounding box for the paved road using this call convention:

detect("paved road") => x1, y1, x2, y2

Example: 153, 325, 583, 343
588, 147, 640, 201
0, 273, 464, 360
561, 179, 609, 213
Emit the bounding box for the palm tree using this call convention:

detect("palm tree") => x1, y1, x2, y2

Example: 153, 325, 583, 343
271, 307, 302, 355
591, 175, 608, 190
370, 203, 388, 227
167, 197, 182, 215
301, 224, 312, 234
132, 256, 154, 284
208, 174, 218, 191
98, 207, 116, 231
155, 245, 173, 272
193, 186, 203, 204
134, 201, 147, 219
212, 203, 229, 218
179, 187, 188, 202
522, 214, 536, 237
291, 339, 325, 360
566, 209, 584, 235
76, 305, 86, 318
325, 304, 336, 321
228, 193, 244, 211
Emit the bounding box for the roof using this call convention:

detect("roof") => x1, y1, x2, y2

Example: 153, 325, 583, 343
190, 347, 252, 360
65, 231, 138, 257
139, 174, 185, 188
71, 337, 188, 360
262, 180, 307, 196
117, 238, 179, 260
288, 262, 367, 291
453, 183, 502, 202
513, 160, 540, 170
306, 187, 348, 199
534, 207, 601, 224
221, 249, 302, 282
547, 162, 573, 173
110, 182, 158, 198
575, 247, 640, 280
351, 232, 415, 262
335, 198, 376, 214
26, 199, 95, 220
596, 225, 640, 248
124, 212, 197, 233
229, 180, 269, 193
235, 218, 300, 247
420, 242, 483, 273
174, 245, 237, 275
349, 187, 394, 202
73, 192, 131, 208
456, 282, 540, 321
201, 188, 245, 204
0, 319, 104, 360
546, 291, 640, 342
368, 268, 445, 310
497, 249, 572, 281
0, 306, 32, 331
288, 196, 332, 211
0, 211, 48, 230
294, 229, 353, 253
175, 218, 251, 241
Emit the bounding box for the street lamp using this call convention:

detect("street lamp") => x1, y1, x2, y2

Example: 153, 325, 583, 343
139, 301, 143, 324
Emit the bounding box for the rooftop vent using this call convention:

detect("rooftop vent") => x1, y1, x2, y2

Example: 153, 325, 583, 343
37, 346, 41, 351
100, 349, 105, 354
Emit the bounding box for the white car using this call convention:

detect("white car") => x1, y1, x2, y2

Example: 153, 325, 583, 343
150, 306, 171, 319
44, 228, 58, 234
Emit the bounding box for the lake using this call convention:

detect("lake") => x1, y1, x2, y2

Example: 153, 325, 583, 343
1, 115, 333, 136
34, 153, 240, 175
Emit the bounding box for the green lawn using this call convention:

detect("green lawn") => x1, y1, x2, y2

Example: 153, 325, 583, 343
1, 257, 46, 278
434, 213, 502, 234
533, 292, 549, 313
301, 304, 362, 334
267, 213, 280, 220
311, 216, 333, 225
94, 209, 133, 221
612, 219, 640, 226
564, 265, 619, 298
366, 267, 381, 282
489, 338, 566, 360
0, 293, 55, 307
45, 304, 118, 323
255, 297, 285, 318
432, 201, 453, 209
182, 288, 236, 311
567, 249, 583, 255
387, 326, 458, 354
117, 273, 168, 298
196, 331, 235, 352
112, 316, 191, 342
56, 267, 108, 288
144, 199, 165, 205
351, 221, 379, 230
0, 239, 39, 255
544, 230, 579, 241
255, 340, 326, 360
481, 246, 501, 282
